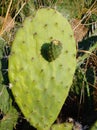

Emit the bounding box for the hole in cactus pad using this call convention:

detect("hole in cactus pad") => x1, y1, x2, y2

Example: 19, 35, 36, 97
41, 40, 62, 62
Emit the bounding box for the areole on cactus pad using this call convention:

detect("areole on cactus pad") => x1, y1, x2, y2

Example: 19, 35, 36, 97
8, 8, 76, 130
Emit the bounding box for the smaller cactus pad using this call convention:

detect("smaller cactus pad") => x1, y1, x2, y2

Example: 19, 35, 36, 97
9, 8, 76, 130
0, 85, 18, 130
51, 122, 73, 130
90, 121, 97, 130
0, 37, 18, 130
41, 40, 62, 62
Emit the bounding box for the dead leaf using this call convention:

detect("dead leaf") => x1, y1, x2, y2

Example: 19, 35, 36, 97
70, 19, 88, 43
0, 14, 14, 33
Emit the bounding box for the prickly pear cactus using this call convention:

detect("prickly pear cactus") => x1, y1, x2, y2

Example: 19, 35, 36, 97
51, 122, 73, 130
90, 121, 97, 130
51, 119, 83, 130
0, 37, 18, 130
78, 36, 97, 66
8, 8, 76, 130
0, 85, 18, 130
70, 67, 89, 96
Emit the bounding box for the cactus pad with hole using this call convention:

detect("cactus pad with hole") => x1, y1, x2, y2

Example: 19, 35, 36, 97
8, 8, 76, 130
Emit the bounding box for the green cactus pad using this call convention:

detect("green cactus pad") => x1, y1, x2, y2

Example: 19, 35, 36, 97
0, 85, 18, 130
8, 8, 76, 130
0, 37, 18, 130
90, 121, 97, 130
51, 122, 73, 130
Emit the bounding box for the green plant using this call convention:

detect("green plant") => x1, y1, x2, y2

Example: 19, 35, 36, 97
90, 121, 97, 130
8, 8, 76, 130
70, 67, 89, 96
51, 122, 73, 130
0, 37, 18, 130
78, 36, 97, 66
0, 85, 18, 130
